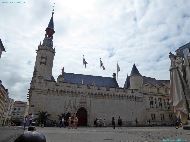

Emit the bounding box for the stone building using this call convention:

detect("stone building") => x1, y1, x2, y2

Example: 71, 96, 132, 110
11, 101, 27, 125
28, 12, 174, 126
0, 80, 9, 126
3, 98, 14, 125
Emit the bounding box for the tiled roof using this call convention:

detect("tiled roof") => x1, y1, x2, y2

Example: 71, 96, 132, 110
130, 64, 141, 76
176, 42, 190, 57
143, 76, 169, 87
63, 73, 119, 88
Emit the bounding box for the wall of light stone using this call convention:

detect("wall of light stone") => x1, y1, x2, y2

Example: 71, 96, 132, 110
29, 80, 146, 126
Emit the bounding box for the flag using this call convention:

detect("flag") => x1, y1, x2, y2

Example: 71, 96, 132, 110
100, 58, 102, 67
102, 65, 105, 70
117, 62, 120, 73
83, 55, 88, 68
117, 62, 120, 80
100, 58, 105, 70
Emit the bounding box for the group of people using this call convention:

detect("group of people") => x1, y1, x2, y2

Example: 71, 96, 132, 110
112, 116, 123, 129
94, 116, 123, 129
59, 113, 78, 129
23, 114, 33, 130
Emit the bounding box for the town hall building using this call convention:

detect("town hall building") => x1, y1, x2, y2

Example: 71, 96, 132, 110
28, 12, 174, 126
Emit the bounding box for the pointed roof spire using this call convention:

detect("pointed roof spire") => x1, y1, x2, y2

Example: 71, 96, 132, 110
45, 5, 55, 37
47, 11, 54, 30
130, 64, 141, 76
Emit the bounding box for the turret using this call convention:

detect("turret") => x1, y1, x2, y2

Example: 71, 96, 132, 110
33, 11, 55, 80
129, 64, 143, 90
57, 67, 65, 82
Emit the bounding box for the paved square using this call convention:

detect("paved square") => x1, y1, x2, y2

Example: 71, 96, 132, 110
35, 127, 190, 142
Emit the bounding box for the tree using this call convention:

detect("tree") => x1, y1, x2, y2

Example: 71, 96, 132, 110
36, 111, 50, 127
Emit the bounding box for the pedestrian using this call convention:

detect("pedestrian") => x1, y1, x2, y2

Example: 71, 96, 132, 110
103, 119, 106, 127
175, 117, 181, 129
29, 114, 33, 126
112, 117, 115, 129
68, 116, 71, 129
71, 115, 74, 128
118, 116, 122, 127
74, 115, 78, 129
135, 118, 138, 126
23, 116, 28, 130
94, 118, 97, 127
59, 117, 64, 128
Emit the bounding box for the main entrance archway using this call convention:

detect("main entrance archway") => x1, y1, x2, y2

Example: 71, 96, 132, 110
76, 107, 87, 126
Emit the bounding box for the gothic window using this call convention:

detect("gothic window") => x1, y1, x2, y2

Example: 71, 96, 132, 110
154, 98, 157, 108
149, 97, 153, 108
163, 99, 166, 108
165, 88, 168, 94
157, 88, 159, 93
151, 114, 156, 120
158, 98, 162, 108
40, 56, 47, 65
169, 114, 173, 120
166, 99, 170, 109
160, 114, 165, 120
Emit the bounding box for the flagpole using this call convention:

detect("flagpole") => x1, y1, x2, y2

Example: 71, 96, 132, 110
117, 61, 119, 81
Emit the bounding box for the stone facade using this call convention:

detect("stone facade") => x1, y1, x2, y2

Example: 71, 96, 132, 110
28, 13, 174, 126
0, 80, 9, 126
3, 98, 14, 125
11, 101, 27, 125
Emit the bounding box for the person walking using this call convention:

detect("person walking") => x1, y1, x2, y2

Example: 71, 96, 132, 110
68, 116, 71, 129
112, 117, 115, 129
118, 116, 122, 128
59, 117, 64, 128
74, 115, 78, 129
135, 118, 138, 126
23, 116, 28, 130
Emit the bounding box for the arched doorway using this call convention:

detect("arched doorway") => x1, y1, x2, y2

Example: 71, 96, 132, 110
76, 107, 87, 126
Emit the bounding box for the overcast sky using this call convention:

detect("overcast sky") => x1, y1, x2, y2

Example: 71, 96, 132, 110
0, 0, 190, 101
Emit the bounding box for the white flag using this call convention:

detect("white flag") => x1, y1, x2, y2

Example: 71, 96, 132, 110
117, 62, 120, 73
83, 55, 88, 68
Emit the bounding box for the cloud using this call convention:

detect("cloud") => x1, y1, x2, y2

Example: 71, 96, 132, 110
0, 0, 190, 101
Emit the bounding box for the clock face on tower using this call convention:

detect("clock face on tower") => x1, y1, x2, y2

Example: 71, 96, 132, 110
40, 56, 47, 65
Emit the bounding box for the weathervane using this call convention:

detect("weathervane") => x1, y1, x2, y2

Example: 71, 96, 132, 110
52, 2, 55, 15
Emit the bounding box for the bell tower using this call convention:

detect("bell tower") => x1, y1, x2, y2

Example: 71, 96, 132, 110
33, 11, 55, 80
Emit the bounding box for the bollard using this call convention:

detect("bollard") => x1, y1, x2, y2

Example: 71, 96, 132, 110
14, 122, 46, 142
14, 131, 46, 142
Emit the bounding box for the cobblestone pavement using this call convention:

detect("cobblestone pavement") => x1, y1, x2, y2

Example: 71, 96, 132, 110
36, 127, 190, 142
0, 126, 24, 142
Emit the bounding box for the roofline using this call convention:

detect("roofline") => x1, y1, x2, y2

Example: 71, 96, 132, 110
64, 72, 114, 79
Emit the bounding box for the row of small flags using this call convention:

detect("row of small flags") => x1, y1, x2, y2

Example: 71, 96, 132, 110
83, 55, 120, 77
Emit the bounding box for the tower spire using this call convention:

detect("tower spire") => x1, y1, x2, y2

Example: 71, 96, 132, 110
45, 4, 55, 38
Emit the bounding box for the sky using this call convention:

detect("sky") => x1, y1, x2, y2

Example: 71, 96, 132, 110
0, 0, 190, 101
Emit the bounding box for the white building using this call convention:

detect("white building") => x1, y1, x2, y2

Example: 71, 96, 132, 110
28, 12, 174, 126
11, 101, 27, 125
